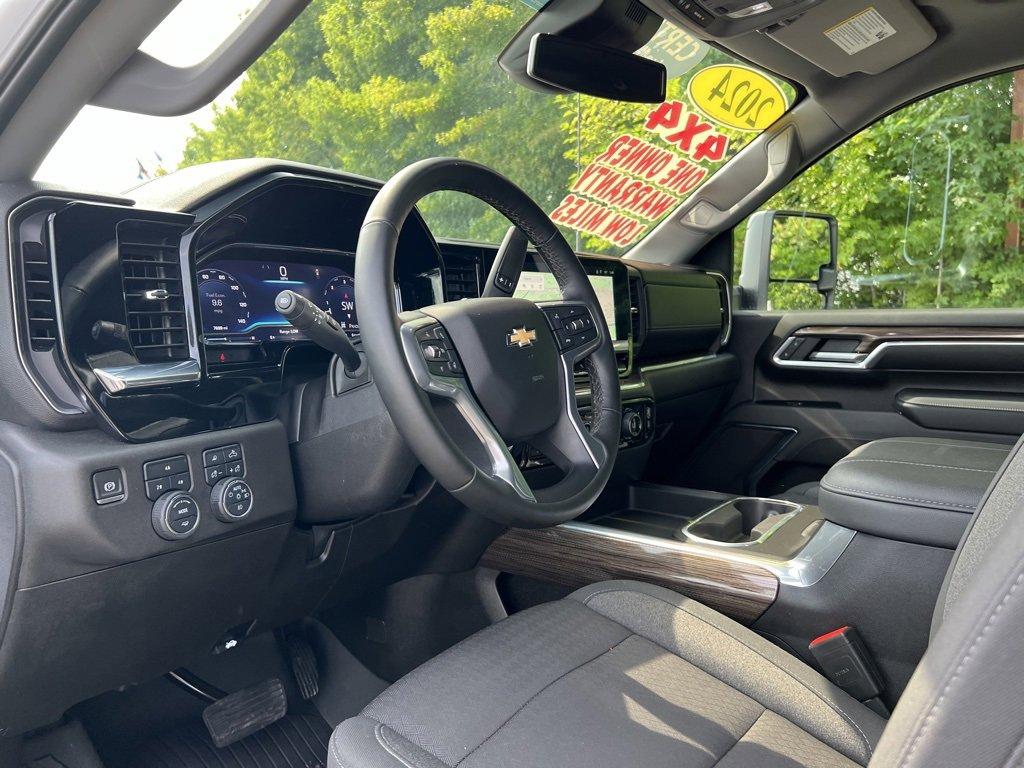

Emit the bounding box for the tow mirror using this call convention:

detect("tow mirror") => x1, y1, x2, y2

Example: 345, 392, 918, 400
738, 210, 838, 310
527, 33, 667, 103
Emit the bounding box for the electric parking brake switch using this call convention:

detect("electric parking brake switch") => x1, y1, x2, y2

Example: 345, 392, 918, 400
808, 626, 884, 703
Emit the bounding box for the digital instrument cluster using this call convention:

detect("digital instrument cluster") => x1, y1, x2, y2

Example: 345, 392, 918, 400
197, 251, 358, 345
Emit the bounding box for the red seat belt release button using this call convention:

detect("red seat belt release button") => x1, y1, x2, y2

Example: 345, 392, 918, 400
808, 625, 884, 702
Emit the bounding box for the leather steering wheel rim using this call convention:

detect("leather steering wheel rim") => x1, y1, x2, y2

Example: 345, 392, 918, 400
355, 157, 621, 528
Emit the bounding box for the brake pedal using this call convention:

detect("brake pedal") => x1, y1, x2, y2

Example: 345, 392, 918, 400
284, 630, 320, 701
202, 678, 287, 748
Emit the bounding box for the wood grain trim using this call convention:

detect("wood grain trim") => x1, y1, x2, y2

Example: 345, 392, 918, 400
480, 524, 778, 624
795, 326, 1024, 354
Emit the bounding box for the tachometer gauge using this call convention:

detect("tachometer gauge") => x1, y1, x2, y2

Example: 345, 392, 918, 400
323, 274, 358, 335
197, 268, 250, 334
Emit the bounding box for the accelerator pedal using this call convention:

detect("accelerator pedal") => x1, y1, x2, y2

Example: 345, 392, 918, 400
202, 677, 287, 748
284, 629, 320, 700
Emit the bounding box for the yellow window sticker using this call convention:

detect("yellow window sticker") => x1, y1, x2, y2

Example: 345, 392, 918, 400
687, 64, 790, 132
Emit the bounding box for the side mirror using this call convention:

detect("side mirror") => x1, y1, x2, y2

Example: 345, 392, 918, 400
738, 210, 838, 310
527, 33, 667, 103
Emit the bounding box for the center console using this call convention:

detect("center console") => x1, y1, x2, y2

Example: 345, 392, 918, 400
481, 483, 855, 625
483, 437, 994, 707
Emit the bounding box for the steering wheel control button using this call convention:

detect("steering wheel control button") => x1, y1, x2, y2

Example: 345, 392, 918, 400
152, 491, 201, 540
211, 478, 254, 522
92, 468, 126, 504
543, 304, 598, 349
421, 342, 449, 362
493, 273, 515, 292
542, 304, 587, 330
563, 315, 594, 334
544, 305, 598, 351
144, 455, 188, 481
414, 324, 446, 342
415, 324, 464, 377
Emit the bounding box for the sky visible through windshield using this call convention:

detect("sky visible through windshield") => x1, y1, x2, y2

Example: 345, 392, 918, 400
35, 0, 252, 191
36, 0, 795, 254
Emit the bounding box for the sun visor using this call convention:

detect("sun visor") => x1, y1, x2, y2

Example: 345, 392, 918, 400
768, 0, 936, 77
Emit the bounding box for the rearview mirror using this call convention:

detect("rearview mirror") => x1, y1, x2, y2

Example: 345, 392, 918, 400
527, 33, 667, 103
738, 210, 838, 310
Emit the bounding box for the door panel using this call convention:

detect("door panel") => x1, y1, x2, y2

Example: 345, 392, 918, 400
682, 309, 1024, 495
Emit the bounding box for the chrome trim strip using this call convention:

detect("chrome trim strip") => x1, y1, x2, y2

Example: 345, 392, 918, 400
94, 359, 201, 394
773, 338, 1024, 371
810, 351, 862, 362
561, 519, 855, 588
575, 381, 647, 399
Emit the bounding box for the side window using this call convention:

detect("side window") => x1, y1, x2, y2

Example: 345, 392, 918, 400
735, 68, 1024, 311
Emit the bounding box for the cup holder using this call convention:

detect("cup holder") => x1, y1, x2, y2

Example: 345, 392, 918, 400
680, 497, 801, 547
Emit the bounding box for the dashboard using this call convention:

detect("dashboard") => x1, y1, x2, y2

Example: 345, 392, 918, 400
11, 169, 662, 445
22, 171, 637, 444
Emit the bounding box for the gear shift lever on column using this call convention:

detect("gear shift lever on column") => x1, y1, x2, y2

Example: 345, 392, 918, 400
274, 289, 363, 374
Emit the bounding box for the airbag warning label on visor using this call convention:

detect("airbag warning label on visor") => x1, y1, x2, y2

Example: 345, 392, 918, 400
825, 7, 896, 55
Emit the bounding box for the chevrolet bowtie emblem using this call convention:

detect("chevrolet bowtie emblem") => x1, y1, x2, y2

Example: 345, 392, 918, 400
507, 327, 537, 348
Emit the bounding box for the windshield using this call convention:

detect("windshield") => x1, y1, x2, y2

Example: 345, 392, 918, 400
36, 0, 796, 255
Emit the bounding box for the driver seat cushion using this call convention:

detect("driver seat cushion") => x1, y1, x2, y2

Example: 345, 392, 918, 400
328, 580, 885, 768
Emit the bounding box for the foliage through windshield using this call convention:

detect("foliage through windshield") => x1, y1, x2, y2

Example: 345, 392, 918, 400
178, 0, 795, 254
41, 0, 795, 255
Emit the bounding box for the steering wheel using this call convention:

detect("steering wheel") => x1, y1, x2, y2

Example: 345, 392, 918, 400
355, 158, 620, 528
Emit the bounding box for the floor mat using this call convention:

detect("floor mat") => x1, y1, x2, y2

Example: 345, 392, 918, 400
130, 712, 332, 768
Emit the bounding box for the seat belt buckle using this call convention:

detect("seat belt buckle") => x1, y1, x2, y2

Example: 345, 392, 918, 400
808, 625, 884, 702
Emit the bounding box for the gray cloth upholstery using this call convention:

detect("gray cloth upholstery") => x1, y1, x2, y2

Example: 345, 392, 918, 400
868, 433, 1024, 768
329, 580, 885, 768
817, 437, 1010, 548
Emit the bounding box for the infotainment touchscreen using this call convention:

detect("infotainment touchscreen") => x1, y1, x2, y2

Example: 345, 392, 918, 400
514, 271, 617, 338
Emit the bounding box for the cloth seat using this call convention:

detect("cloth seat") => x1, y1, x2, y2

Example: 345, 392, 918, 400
328, 580, 885, 768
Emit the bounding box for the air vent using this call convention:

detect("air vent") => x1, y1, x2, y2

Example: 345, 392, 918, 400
21, 241, 57, 351
625, 0, 648, 24
628, 273, 645, 346
442, 250, 482, 301
118, 221, 189, 363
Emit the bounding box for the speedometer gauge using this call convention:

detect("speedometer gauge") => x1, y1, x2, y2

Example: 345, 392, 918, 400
198, 268, 250, 334
323, 274, 358, 335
